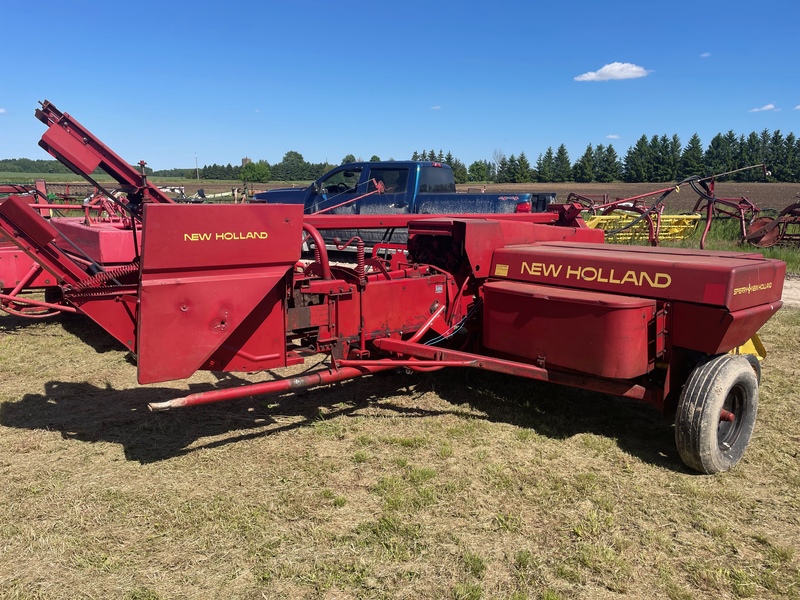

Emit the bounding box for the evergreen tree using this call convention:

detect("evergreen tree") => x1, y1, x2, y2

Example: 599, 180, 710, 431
649, 135, 674, 182
784, 133, 800, 182
369, 155, 381, 162
572, 144, 595, 183
450, 158, 468, 184
669, 134, 682, 181
724, 130, 740, 172
601, 145, 622, 182
592, 144, 606, 182
517, 152, 533, 183
679, 133, 704, 179
623, 135, 651, 182
496, 156, 510, 183
704, 133, 734, 175
410, 151, 419, 161
553, 144, 572, 182
505, 154, 520, 183
759, 129, 771, 169
767, 130, 785, 181
536, 148, 555, 182
737, 132, 762, 181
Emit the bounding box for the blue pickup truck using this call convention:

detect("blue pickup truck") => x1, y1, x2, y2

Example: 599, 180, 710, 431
251, 161, 555, 244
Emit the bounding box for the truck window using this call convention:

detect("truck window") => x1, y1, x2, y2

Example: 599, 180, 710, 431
319, 167, 362, 194
367, 168, 409, 193
419, 166, 455, 193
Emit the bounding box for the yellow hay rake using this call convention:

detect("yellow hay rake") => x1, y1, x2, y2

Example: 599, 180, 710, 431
584, 213, 701, 243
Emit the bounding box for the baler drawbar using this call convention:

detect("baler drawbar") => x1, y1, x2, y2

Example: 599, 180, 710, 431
0, 101, 786, 474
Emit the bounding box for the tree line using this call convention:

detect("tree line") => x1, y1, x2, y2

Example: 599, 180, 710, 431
3, 128, 799, 183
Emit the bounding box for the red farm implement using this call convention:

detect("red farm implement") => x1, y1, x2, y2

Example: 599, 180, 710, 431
0, 101, 786, 474
743, 197, 800, 248
575, 167, 765, 249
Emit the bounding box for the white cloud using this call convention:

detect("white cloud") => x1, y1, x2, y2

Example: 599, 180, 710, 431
749, 103, 779, 112
0, 108, 6, 114
606, 134, 620, 139
574, 62, 651, 81
795, 105, 800, 110
430, 105, 441, 110
700, 52, 711, 58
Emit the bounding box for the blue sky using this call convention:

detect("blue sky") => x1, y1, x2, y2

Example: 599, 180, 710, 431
1, 0, 798, 170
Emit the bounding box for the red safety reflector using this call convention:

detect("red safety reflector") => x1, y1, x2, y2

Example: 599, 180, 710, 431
431, 162, 442, 167
515, 201, 531, 213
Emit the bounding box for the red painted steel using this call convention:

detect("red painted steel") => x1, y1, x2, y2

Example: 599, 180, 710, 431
489, 242, 785, 311
482, 281, 656, 379
148, 364, 391, 411
136, 203, 305, 383
36, 101, 175, 208
372, 338, 657, 406
50, 218, 141, 265
0, 98, 789, 474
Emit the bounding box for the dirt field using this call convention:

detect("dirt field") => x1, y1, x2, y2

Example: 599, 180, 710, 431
784, 276, 800, 307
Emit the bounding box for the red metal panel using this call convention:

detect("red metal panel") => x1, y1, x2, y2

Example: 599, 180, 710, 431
140, 203, 302, 270
670, 301, 782, 354
136, 204, 304, 384
490, 242, 785, 311
0, 246, 57, 291
482, 281, 655, 379
137, 270, 289, 383
0, 195, 60, 248
360, 274, 449, 340
50, 218, 141, 265
40, 124, 103, 176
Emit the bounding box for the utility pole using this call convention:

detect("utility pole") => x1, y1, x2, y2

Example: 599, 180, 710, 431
195, 153, 199, 180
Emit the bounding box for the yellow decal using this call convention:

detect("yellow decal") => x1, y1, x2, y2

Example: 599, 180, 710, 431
733, 282, 772, 295
184, 233, 212, 241
184, 231, 269, 242
519, 261, 672, 289
521, 262, 562, 277
494, 264, 509, 277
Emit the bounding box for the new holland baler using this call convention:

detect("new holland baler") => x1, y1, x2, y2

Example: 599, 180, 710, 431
0, 102, 785, 474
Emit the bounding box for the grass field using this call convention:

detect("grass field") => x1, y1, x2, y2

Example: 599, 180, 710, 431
1, 175, 799, 598
1, 303, 798, 599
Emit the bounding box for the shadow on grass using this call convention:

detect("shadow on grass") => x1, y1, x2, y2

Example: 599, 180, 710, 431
0, 361, 683, 471
423, 368, 683, 471
0, 311, 122, 354
0, 369, 420, 464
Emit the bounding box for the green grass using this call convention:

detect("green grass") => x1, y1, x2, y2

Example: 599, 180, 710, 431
1, 309, 798, 598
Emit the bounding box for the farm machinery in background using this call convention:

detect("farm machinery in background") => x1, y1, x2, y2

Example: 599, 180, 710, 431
575, 166, 772, 249
743, 196, 800, 247
0, 101, 787, 474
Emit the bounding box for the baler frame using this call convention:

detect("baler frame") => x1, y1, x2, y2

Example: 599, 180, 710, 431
0, 102, 787, 476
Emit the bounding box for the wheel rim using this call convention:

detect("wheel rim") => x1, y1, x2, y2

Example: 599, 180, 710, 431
718, 384, 745, 452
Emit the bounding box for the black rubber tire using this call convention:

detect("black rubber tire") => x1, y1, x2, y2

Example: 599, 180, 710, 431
675, 354, 759, 474
741, 353, 762, 385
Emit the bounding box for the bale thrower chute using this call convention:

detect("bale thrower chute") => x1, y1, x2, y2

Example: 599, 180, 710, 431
0, 101, 787, 474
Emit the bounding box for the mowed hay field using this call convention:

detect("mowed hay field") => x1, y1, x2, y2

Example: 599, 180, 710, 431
0, 304, 799, 598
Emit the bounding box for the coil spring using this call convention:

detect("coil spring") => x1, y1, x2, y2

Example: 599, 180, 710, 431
70, 263, 140, 292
